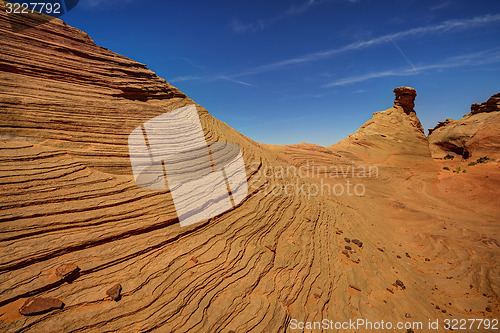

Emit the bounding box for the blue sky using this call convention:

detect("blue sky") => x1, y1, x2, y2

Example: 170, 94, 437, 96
63, 0, 500, 146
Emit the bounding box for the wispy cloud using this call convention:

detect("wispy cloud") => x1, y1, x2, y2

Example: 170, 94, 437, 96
80, 0, 135, 8
230, 13, 500, 77
390, 39, 419, 74
169, 75, 256, 88
231, 0, 329, 34
430, 1, 452, 11
322, 48, 500, 87
169, 75, 205, 83
178, 57, 206, 70
219, 76, 256, 87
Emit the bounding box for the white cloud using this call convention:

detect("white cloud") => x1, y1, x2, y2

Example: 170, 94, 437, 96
79, 0, 134, 8
230, 13, 500, 77
169, 75, 256, 88
322, 48, 500, 87
169, 75, 205, 83
219, 76, 256, 87
231, 0, 330, 34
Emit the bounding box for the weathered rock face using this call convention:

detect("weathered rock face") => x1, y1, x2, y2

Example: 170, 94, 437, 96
471, 93, 500, 114
1, 2, 498, 332
328, 87, 431, 166
428, 119, 455, 136
428, 93, 500, 159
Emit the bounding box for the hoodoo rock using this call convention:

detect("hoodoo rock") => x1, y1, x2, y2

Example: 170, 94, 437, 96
393, 86, 417, 115
328, 86, 431, 165
393, 86, 424, 133
428, 92, 500, 159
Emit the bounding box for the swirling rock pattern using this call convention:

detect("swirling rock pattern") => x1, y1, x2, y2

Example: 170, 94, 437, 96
1, 2, 498, 332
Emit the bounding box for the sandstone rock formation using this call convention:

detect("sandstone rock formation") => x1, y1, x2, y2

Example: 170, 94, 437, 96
394, 86, 417, 114
327, 86, 431, 166
428, 93, 500, 159
0, 2, 498, 332
471, 93, 500, 114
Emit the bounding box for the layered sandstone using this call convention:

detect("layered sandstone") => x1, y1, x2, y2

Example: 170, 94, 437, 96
471, 93, 500, 114
1, 3, 498, 332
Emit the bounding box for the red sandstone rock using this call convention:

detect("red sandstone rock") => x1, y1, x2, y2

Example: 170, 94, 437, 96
19, 298, 64, 316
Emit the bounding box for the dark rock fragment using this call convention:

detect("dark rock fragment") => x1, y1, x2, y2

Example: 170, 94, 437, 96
395, 279, 406, 290
352, 239, 363, 247
56, 263, 80, 282
107, 283, 122, 301
19, 297, 64, 316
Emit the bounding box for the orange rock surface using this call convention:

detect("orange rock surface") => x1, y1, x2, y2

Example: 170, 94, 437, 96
1, 2, 498, 332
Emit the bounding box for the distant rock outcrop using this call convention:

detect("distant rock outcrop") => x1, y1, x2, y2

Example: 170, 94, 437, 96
428, 93, 500, 159
328, 86, 431, 165
470, 93, 500, 114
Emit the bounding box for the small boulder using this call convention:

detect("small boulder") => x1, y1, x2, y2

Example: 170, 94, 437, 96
19, 297, 64, 316
395, 279, 406, 290
345, 245, 352, 251
352, 239, 363, 247
344, 237, 350, 243
106, 283, 122, 301
56, 263, 80, 281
